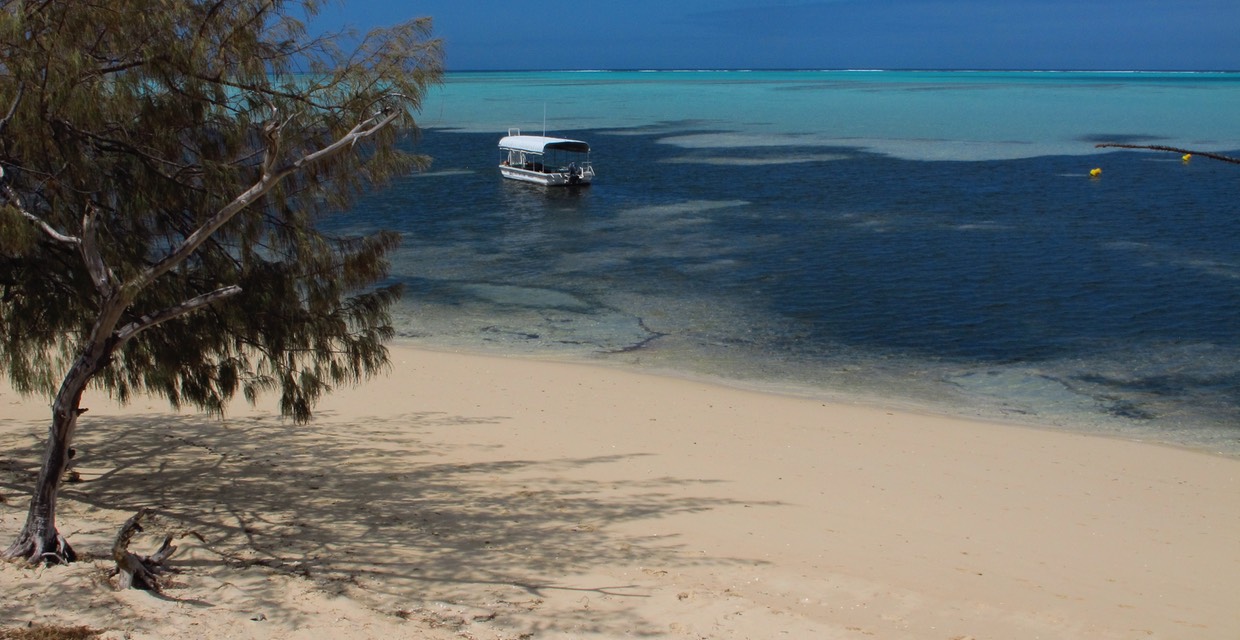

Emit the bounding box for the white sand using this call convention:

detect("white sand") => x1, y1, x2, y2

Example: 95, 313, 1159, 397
3, 344, 1238, 639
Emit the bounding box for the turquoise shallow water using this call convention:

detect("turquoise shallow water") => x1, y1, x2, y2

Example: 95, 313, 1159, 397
422, 70, 1240, 160
334, 70, 1240, 454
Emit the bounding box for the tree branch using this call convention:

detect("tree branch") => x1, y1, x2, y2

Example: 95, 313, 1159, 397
51, 118, 199, 180
260, 100, 283, 176
132, 100, 405, 293
114, 284, 243, 344
0, 167, 82, 246
0, 82, 23, 136
285, 104, 402, 171
1095, 143, 1240, 165
80, 203, 115, 297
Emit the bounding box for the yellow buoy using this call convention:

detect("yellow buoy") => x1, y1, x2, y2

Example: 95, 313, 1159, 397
1089, 167, 1102, 178
1182, 153, 1192, 162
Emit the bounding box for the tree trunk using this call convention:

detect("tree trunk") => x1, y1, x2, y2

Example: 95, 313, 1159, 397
3, 351, 103, 564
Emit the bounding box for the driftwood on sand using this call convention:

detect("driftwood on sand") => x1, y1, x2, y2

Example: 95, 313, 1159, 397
111, 509, 178, 591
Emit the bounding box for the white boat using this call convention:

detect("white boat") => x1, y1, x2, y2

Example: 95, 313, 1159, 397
498, 129, 595, 186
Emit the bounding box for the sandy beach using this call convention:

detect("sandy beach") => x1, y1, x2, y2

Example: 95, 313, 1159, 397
2, 343, 1238, 639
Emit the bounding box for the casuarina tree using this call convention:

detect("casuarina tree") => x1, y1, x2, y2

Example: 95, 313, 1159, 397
0, 0, 441, 564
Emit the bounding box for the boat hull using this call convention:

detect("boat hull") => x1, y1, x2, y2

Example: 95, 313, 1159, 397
500, 164, 594, 187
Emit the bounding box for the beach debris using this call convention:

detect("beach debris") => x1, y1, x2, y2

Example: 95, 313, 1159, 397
110, 509, 177, 591
1089, 167, 1102, 178
0, 624, 104, 639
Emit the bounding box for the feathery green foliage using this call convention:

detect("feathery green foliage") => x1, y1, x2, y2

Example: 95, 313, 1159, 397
0, 0, 442, 422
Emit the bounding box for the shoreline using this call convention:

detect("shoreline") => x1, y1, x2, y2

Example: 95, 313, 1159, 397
393, 338, 1240, 459
3, 344, 1239, 638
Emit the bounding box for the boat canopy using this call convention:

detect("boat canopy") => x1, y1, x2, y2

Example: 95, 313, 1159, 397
498, 135, 590, 155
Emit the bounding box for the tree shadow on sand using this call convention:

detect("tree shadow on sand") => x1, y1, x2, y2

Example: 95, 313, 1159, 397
1, 408, 777, 637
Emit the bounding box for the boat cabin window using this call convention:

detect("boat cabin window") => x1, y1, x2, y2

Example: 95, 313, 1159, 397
504, 150, 527, 166
503, 149, 545, 172
503, 150, 587, 172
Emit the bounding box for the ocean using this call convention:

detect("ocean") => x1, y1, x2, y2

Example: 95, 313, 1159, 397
331, 70, 1240, 455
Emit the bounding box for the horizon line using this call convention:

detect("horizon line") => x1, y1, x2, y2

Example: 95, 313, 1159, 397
443, 67, 1240, 74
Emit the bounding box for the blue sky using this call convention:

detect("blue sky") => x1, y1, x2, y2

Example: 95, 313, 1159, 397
313, 0, 1239, 71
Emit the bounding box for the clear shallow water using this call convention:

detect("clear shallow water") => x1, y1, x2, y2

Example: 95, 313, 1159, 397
333, 71, 1240, 454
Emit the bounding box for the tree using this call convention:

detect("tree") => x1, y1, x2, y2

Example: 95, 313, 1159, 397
0, 0, 442, 564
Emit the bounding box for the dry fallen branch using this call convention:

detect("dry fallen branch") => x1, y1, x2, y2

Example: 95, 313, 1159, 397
111, 509, 177, 591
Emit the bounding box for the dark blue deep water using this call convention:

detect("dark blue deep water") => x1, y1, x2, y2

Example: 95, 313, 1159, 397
331, 71, 1240, 454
